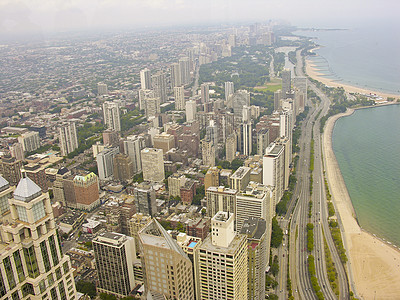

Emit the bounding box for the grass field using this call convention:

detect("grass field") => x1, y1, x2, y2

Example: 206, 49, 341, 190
254, 77, 282, 93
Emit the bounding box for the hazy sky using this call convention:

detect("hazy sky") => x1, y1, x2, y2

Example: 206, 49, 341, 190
0, 0, 399, 34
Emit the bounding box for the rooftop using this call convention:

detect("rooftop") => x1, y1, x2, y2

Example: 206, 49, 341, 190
13, 176, 42, 202
0, 175, 10, 192
199, 232, 246, 254
230, 166, 251, 179
239, 217, 267, 240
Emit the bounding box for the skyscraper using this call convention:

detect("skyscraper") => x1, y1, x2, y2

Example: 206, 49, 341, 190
185, 100, 196, 122
113, 153, 133, 182
138, 89, 155, 111
58, 122, 78, 156
263, 143, 285, 206
103, 101, 121, 132
195, 212, 248, 300
141, 148, 165, 182
0, 174, 77, 299
281, 69, 291, 96
133, 182, 157, 216
174, 86, 185, 110
179, 57, 190, 85
230, 166, 251, 192
18, 131, 40, 153
145, 97, 160, 119
225, 81, 235, 102
124, 135, 146, 174
139, 219, 194, 299
97, 146, 120, 181
170, 63, 181, 88
232, 90, 250, 117
97, 82, 108, 95
257, 128, 269, 156
152, 72, 167, 103
240, 217, 268, 300
0, 155, 23, 186
201, 83, 210, 103
226, 132, 237, 162
201, 140, 215, 167
140, 68, 152, 90
9, 143, 24, 161
206, 186, 238, 218
93, 232, 136, 298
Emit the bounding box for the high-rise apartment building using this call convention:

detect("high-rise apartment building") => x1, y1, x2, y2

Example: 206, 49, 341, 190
281, 69, 291, 96
257, 128, 270, 156
204, 167, 220, 192
168, 174, 187, 197
73, 172, 100, 211
276, 136, 291, 191
138, 89, 155, 111
145, 97, 161, 119
293, 76, 307, 108
97, 146, 120, 181
201, 83, 210, 103
113, 153, 133, 182
232, 90, 250, 117
230, 166, 251, 192
0, 174, 77, 299
179, 57, 190, 85
98, 82, 108, 95
59, 122, 78, 156
141, 148, 165, 182
0, 156, 23, 186
226, 133, 237, 162
263, 143, 284, 206
103, 101, 121, 132
9, 143, 24, 161
174, 86, 185, 110
201, 140, 215, 167
139, 219, 194, 299
133, 182, 157, 217
24, 163, 48, 192
242, 121, 252, 156
103, 129, 119, 147
18, 131, 40, 153
124, 135, 146, 175
206, 186, 238, 218
228, 34, 237, 47
185, 100, 196, 122
274, 89, 283, 111
195, 212, 247, 300
93, 232, 136, 298
140, 68, 152, 90
240, 217, 268, 300
152, 72, 167, 103
225, 81, 235, 102
235, 181, 273, 232
153, 133, 175, 154
170, 63, 181, 88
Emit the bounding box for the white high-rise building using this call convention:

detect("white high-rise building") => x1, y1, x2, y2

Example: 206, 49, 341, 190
98, 82, 108, 95
58, 122, 78, 156
145, 97, 160, 119
179, 57, 190, 85
232, 90, 250, 117
0, 174, 77, 300
140, 68, 152, 90
235, 181, 273, 232
9, 143, 24, 161
93, 232, 137, 298
141, 148, 165, 182
138, 89, 155, 111
225, 81, 235, 102
257, 128, 269, 156
152, 72, 167, 103
195, 212, 248, 300
174, 86, 185, 110
124, 135, 146, 174
18, 131, 40, 153
170, 63, 181, 88
185, 100, 196, 122
242, 107, 252, 156
103, 101, 121, 132
201, 140, 215, 167
97, 146, 119, 181
263, 143, 285, 206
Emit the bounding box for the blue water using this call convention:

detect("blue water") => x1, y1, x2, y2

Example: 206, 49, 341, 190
332, 105, 400, 246
297, 25, 400, 95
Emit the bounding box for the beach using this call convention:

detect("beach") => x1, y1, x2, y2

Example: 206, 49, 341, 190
321, 100, 400, 299
306, 58, 400, 100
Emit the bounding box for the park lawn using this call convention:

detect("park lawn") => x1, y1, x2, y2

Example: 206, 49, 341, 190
254, 84, 282, 93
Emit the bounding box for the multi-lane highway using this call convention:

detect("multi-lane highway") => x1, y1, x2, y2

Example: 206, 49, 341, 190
277, 49, 350, 300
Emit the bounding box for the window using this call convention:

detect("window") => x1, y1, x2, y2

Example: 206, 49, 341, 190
16, 205, 28, 222
32, 201, 46, 222
0, 270, 6, 297
47, 273, 54, 286
22, 283, 34, 297
58, 281, 67, 300
48, 235, 59, 265
23, 246, 39, 278
50, 288, 57, 300
39, 280, 46, 294
12, 291, 20, 300
41, 241, 51, 272
55, 268, 62, 280
0, 194, 10, 214
13, 251, 25, 282
63, 261, 69, 274
3, 256, 16, 289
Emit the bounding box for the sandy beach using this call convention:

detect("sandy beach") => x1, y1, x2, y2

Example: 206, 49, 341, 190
322, 110, 400, 299
306, 58, 400, 100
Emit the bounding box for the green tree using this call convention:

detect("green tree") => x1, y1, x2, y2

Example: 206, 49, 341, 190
76, 281, 96, 298
270, 217, 283, 248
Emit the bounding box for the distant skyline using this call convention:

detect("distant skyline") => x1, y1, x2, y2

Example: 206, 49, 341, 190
0, 0, 399, 35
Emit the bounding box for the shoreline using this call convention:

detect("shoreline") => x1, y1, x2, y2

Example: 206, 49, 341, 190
305, 55, 400, 99
321, 99, 400, 299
